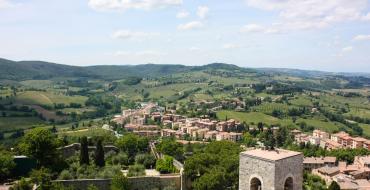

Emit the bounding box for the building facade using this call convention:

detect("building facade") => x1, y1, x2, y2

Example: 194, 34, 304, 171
239, 149, 303, 190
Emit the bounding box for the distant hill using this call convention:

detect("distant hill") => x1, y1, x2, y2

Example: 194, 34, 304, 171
0, 58, 368, 81
0, 59, 253, 81
0, 58, 93, 80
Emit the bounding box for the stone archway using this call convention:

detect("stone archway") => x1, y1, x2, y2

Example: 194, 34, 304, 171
250, 177, 262, 190
284, 177, 293, 190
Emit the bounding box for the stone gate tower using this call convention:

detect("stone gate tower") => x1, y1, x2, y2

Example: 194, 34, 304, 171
239, 148, 303, 190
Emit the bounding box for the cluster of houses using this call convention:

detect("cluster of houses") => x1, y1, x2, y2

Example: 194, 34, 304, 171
113, 104, 244, 142
304, 155, 370, 189
293, 129, 370, 150
157, 112, 244, 142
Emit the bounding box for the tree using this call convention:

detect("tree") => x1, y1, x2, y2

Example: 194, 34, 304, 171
115, 134, 148, 161
156, 156, 176, 174
184, 141, 240, 189
111, 173, 130, 190
111, 153, 129, 166
192, 168, 227, 190
80, 136, 89, 165
87, 185, 99, 190
157, 138, 184, 161
94, 139, 105, 167
135, 154, 156, 169
328, 181, 341, 190
30, 168, 53, 190
0, 150, 15, 182
257, 122, 263, 131
242, 132, 256, 147
9, 178, 33, 190
127, 164, 145, 177
263, 128, 276, 150
0, 132, 4, 140
276, 127, 288, 147
18, 128, 59, 168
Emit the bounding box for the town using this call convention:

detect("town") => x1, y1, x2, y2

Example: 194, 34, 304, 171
1, 2, 370, 188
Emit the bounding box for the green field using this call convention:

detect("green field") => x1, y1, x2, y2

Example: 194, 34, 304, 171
345, 108, 370, 119
216, 110, 293, 126
289, 96, 313, 107
14, 91, 88, 106
254, 103, 294, 114
0, 117, 45, 132
20, 80, 54, 89
296, 118, 347, 133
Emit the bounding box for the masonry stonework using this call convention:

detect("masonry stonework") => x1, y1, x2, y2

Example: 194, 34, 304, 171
239, 149, 303, 190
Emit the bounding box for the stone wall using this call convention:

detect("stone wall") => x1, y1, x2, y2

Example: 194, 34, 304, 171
239, 155, 276, 190
53, 175, 182, 190
54, 179, 111, 190
275, 154, 303, 190
238, 152, 303, 190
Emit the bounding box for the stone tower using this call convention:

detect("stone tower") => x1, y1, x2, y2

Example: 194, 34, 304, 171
239, 148, 303, 190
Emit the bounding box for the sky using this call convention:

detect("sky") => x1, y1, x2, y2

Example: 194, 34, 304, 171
0, 0, 370, 72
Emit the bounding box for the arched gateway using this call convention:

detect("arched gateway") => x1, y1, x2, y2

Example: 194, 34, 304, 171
239, 148, 303, 190
250, 177, 262, 190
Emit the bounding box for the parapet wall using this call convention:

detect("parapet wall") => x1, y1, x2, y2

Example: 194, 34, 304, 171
54, 175, 182, 190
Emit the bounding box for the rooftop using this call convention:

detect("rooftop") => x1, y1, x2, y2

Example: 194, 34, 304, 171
241, 148, 302, 161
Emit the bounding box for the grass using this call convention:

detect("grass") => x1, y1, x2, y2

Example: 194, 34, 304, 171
345, 108, 370, 119
359, 124, 370, 137
296, 118, 346, 133
0, 117, 45, 132
20, 80, 54, 89
290, 96, 313, 107
61, 107, 96, 114
14, 91, 88, 106
57, 127, 116, 143
0, 88, 11, 98
254, 103, 294, 114
216, 110, 293, 126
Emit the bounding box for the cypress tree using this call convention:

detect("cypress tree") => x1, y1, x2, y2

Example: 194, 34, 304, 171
264, 128, 276, 150
80, 136, 89, 165
94, 138, 105, 167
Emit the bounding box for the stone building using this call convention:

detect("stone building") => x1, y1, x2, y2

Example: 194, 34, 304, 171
239, 148, 303, 190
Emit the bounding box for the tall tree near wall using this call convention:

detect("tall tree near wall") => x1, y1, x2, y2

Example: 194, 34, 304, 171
80, 136, 89, 165
94, 139, 105, 167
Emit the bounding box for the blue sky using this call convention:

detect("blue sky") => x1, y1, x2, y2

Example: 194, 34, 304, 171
1, 0, 370, 72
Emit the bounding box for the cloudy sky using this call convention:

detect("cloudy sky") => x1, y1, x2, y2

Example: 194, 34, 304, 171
1, 0, 370, 72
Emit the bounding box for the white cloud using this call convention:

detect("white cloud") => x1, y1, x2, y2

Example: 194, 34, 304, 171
176, 10, 189, 19
222, 44, 240, 49
114, 50, 165, 57
112, 30, 159, 40
342, 46, 353, 52
0, 0, 19, 9
189, 47, 201, 52
353, 35, 370, 41
240, 24, 265, 33
88, 0, 182, 11
177, 21, 203, 30
362, 13, 370, 21
197, 6, 209, 19
245, 0, 370, 30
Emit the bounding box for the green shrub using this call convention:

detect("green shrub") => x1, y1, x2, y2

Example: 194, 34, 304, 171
156, 156, 176, 174
127, 164, 145, 177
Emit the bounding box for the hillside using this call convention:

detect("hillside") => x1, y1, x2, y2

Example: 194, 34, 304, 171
1, 58, 246, 80
2, 58, 369, 82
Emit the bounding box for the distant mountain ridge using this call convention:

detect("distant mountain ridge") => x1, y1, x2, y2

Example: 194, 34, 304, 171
0, 58, 368, 81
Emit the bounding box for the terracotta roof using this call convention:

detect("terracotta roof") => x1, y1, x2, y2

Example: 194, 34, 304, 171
318, 166, 340, 175
241, 149, 302, 161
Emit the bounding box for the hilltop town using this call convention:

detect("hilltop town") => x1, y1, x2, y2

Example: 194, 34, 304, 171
0, 61, 370, 190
